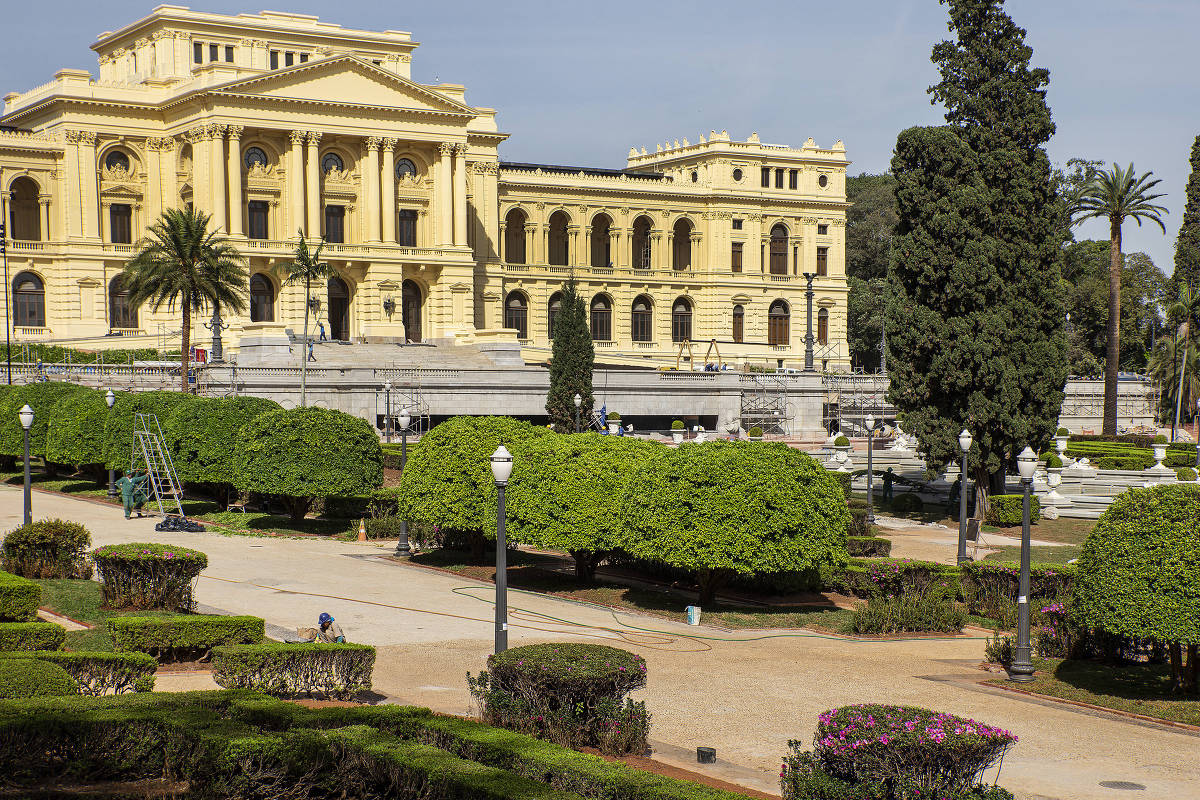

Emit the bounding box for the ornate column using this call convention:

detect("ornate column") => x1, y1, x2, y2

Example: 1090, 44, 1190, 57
209, 124, 227, 233
497, 221, 506, 262
189, 127, 209, 215
381, 138, 397, 243
613, 227, 627, 269
38, 195, 51, 241
226, 125, 244, 236
568, 226, 581, 266
287, 131, 306, 236
690, 233, 702, 270
453, 144, 468, 247
159, 137, 177, 214
437, 142, 453, 246
144, 139, 162, 224
582, 227, 591, 268
77, 131, 100, 240
304, 132, 322, 237
364, 137, 381, 243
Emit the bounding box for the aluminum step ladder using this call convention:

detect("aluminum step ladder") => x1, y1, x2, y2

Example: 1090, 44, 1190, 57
130, 413, 186, 519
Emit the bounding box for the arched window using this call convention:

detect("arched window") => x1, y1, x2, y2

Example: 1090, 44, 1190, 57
631, 295, 653, 342
13, 272, 44, 328
396, 158, 417, 180
590, 214, 612, 267
769, 224, 788, 275
8, 177, 40, 241
104, 150, 130, 172
768, 300, 790, 346
321, 152, 344, 174
590, 294, 612, 341
732, 304, 744, 343
504, 208, 527, 264
547, 291, 563, 340
548, 210, 570, 266
632, 215, 652, 269
672, 218, 692, 270
402, 279, 422, 343
109, 275, 138, 329
671, 297, 692, 343
504, 291, 529, 339
249, 274, 274, 323
397, 209, 417, 246
817, 307, 829, 345
244, 147, 268, 169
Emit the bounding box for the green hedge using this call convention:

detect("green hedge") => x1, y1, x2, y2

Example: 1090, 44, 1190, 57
45, 387, 122, 468
91, 542, 206, 611
0, 622, 65, 651
0, 571, 40, 622
0, 658, 78, 699
164, 395, 281, 486
829, 558, 960, 598
108, 615, 264, 660
1, 518, 91, 579
212, 643, 375, 699
1094, 455, 1150, 471
101, 389, 197, 471
0, 382, 87, 460
984, 494, 1041, 526
846, 536, 892, 557
0, 651, 155, 695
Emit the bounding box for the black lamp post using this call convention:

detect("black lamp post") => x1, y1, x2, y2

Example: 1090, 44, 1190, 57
204, 306, 228, 363
865, 414, 876, 524
19, 403, 33, 526
573, 392, 582, 433
394, 408, 412, 557
957, 428, 972, 565
802, 272, 815, 372
105, 390, 118, 498
1, 218, 10, 385
490, 445, 513, 653
383, 381, 393, 444
1194, 399, 1199, 470
1009, 446, 1038, 682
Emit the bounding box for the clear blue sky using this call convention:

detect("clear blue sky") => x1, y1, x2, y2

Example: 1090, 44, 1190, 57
4, 1, 1197, 273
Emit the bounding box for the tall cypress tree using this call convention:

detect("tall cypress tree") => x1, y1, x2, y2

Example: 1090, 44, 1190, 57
545, 276, 594, 431
886, 0, 1066, 510
1175, 136, 1200, 292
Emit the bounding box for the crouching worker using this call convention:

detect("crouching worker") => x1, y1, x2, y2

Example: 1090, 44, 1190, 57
316, 612, 345, 643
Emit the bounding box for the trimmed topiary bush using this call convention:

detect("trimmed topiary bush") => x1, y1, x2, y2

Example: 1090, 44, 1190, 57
1056, 427, 1069, 436
984, 494, 1040, 526
0, 622, 66, 651
831, 469, 852, 498
211, 642, 375, 699
468, 643, 649, 756
1095, 455, 1151, 471
101, 390, 197, 471
233, 406, 383, 523
0, 650, 156, 695
606, 411, 621, 422
1153, 434, 1169, 445
1177, 467, 1197, 482
0, 658, 78, 699
890, 492, 924, 513
619, 441, 849, 604
670, 420, 684, 431
45, 387, 121, 470
165, 395, 282, 489
91, 543, 207, 611
1044, 453, 1062, 469
748, 425, 763, 439
847, 499, 870, 537
508, 434, 664, 580
1073, 484, 1200, 691
0, 571, 40, 621
849, 586, 964, 634
2, 519, 91, 579
0, 382, 88, 463
108, 615, 264, 661
834, 435, 850, 447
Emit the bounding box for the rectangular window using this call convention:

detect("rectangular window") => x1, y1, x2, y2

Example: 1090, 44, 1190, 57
761, 167, 771, 188
817, 223, 828, 235
224, 45, 234, 63
817, 246, 828, 276
299, 53, 309, 63
110, 204, 132, 244
324, 206, 345, 243
248, 201, 269, 240
731, 242, 743, 273
193, 42, 203, 64
397, 209, 417, 247
732, 218, 743, 230
270, 50, 279, 69
285, 52, 294, 67
209, 44, 219, 62
775, 168, 784, 189
789, 169, 798, 189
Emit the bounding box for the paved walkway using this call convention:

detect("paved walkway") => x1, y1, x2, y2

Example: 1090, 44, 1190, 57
3, 486, 1196, 800
876, 516, 1068, 564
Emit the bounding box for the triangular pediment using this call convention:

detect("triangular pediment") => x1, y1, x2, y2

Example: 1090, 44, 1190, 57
211, 56, 474, 115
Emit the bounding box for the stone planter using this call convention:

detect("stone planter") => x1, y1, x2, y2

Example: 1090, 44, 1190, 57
749, 435, 763, 442
672, 431, 684, 445
1054, 436, 1068, 456
1152, 443, 1168, 471
1041, 467, 1070, 508
608, 421, 620, 435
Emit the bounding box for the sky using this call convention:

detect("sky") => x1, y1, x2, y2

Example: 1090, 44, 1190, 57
2, 0, 1197, 273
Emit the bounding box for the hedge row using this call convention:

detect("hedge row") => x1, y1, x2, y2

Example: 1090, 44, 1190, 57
0, 658, 78, 699
92, 542, 207, 611
0, 651, 155, 695
846, 536, 892, 558
0, 622, 66, 652
211, 643, 375, 699
0, 571, 40, 622
0, 382, 87, 463
1, 519, 91, 579
108, 615, 264, 660
985, 495, 1041, 526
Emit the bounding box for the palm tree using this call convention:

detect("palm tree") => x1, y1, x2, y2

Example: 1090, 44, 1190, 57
121, 208, 247, 393
1074, 163, 1168, 435
275, 232, 332, 407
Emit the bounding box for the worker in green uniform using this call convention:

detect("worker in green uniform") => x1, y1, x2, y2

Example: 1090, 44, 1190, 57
117, 469, 151, 519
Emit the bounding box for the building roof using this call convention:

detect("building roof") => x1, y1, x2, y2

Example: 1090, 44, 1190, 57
500, 161, 668, 182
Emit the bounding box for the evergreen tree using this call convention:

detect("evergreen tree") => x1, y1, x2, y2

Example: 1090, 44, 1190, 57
886, 0, 1067, 511
1175, 135, 1200, 292
545, 277, 594, 431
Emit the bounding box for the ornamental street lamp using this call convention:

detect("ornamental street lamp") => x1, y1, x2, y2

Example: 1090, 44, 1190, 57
1009, 446, 1038, 683
865, 415, 876, 524
19, 404, 33, 526
1195, 398, 1200, 470
957, 428, 972, 566
802, 272, 816, 372
573, 393, 582, 434
394, 408, 413, 557
105, 390, 118, 498
490, 445, 514, 654
383, 381, 393, 443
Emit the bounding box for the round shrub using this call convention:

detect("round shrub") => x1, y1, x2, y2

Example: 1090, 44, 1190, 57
101, 390, 198, 470
984, 494, 1041, 527
0, 622, 66, 651
1177, 467, 1197, 482
0, 658, 79, 699
890, 492, 924, 513
606, 411, 620, 421
748, 425, 763, 438
165, 395, 281, 487
671, 420, 684, 431
1, 519, 91, 578
91, 543, 207, 611
469, 643, 648, 755
46, 388, 122, 469
1056, 427, 1069, 436
619, 441, 849, 604
1153, 434, 1169, 445
834, 435, 850, 447
0, 382, 87, 461
1044, 453, 1062, 469
233, 406, 383, 523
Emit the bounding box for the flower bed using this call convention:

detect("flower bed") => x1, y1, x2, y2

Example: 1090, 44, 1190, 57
91, 543, 207, 611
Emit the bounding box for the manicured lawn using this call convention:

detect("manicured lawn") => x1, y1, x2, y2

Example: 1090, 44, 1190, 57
988, 657, 1200, 727
35, 578, 180, 652
980, 516, 1094, 545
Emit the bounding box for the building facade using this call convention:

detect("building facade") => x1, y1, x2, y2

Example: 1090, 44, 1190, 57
0, 7, 850, 370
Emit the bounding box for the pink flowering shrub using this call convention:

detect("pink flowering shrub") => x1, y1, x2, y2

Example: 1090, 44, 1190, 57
91, 542, 206, 611
781, 704, 1016, 799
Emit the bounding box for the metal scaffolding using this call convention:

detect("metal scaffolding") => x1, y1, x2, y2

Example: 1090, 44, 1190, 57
821, 370, 891, 436
740, 372, 789, 434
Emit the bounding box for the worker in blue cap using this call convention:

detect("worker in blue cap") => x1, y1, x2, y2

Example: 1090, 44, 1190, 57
316, 612, 345, 643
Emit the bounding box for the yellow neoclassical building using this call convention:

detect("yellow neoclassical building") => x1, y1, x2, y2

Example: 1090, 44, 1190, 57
0, 6, 851, 370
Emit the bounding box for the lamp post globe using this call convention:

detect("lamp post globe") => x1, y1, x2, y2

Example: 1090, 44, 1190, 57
398, 408, 411, 432
573, 393, 582, 433
105, 390, 118, 498
18, 404, 33, 526
864, 415, 875, 524
1010, 445, 1038, 682
105, 389, 115, 409
957, 428, 972, 565
490, 445, 513, 653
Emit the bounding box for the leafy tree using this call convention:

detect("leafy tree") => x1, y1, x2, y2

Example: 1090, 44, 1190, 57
1073, 163, 1169, 435
233, 406, 382, 523
101, 390, 197, 472
1173, 135, 1200, 293
845, 173, 899, 371
1073, 484, 1200, 692
45, 388, 126, 474
0, 383, 88, 468
274, 234, 333, 407
507, 433, 664, 580
886, 0, 1067, 511
618, 442, 848, 604
120, 208, 247, 393
545, 277, 594, 431
164, 396, 282, 498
